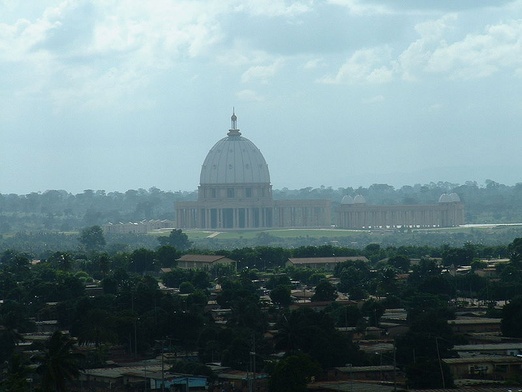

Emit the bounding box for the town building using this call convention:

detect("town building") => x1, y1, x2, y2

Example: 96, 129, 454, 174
454, 343, 522, 357
448, 318, 502, 334
175, 254, 237, 270
443, 356, 522, 380
286, 256, 369, 271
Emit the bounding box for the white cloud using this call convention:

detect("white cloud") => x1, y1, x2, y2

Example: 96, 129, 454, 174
234, 0, 312, 17
241, 59, 284, 83
327, 0, 391, 16
0, 1, 231, 111
215, 41, 274, 67
414, 13, 457, 41
236, 89, 264, 101
397, 14, 457, 80
322, 13, 522, 85
320, 47, 394, 84
304, 57, 326, 69
395, 14, 522, 80
424, 20, 522, 79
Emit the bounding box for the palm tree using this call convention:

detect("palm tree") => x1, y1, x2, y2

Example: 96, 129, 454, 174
0, 353, 31, 392
75, 308, 117, 347
33, 331, 84, 392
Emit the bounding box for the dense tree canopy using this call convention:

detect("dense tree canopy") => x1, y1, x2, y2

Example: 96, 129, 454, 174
157, 229, 192, 251
269, 353, 321, 392
78, 225, 106, 251
33, 331, 84, 392
2, 237, 522, 390
501, 295, 522, 338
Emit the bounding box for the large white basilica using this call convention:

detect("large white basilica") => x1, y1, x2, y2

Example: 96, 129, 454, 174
175, 112, 331, 229
175, 113, 464, 230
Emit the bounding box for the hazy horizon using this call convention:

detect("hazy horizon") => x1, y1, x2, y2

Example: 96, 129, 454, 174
2, 1, 521, 195
0, 174, 517, 196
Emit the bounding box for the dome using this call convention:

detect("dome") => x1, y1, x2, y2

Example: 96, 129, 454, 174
200, 114, 270, 185
448, 193, 461, 202
353, 195, 366, 204
438, 193, 451, 203
341, 195, 354, 205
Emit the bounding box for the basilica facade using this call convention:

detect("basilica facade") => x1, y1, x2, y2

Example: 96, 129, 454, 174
175, 113, 331, 229
175, 113, 464, 230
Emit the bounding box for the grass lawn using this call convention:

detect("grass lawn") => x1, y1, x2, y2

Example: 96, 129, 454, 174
179, 228, 382, 240
177, 224, 522, 241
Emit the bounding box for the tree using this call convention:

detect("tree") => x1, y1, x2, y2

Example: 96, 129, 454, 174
471, 259, 487, 271
157, 229, 192, 251
388, 255, 411, 272
274, 308, 360, 369
408, 258, 441, 286
270, 285, 292, 308
266, 274, 292, 290
396, 309, 455, 367
192, 270, 211, 290
442, 245, 475, 267
0, 300, 33, 362
73, 308, 117, 347
163, 268, 191, 288
179, 281, 195, 294
33, 331, 84, 392
361, 299, 385, 327
311, 280, 337, 302
326, 303, 362, 327
406, 358, 454, 389
378, 266, 399, 296
0, 353, 31, 392
156, 245, 178, 267
501, 295, 522, 338
336, 260, 371, 299
78, 225, 106, 251
405, 292, 453, 323
417, 275, 455, 297
269, 353, 321, 392
46, 252, 73, 271
508, 237, 522, 265
129, 248, 156, 274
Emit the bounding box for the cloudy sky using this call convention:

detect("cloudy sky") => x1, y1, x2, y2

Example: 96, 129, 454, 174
1, 0, 521, 194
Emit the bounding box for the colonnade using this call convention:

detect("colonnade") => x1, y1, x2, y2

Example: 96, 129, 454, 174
176, 204, 273, 229
338, 202, 464, 229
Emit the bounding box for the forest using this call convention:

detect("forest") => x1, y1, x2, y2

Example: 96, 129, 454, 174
1, 180, 522, 235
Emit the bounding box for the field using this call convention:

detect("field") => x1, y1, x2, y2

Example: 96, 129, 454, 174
175, 228, 367, 240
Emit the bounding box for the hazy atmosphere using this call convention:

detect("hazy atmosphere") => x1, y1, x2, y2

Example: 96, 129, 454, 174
1, 0, 521, 194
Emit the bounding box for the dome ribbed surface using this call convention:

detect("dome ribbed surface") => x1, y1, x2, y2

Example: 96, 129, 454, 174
448, 193, 461, 202
200, 135, 270, 185
353, 195, 366, 204
341, 195, 354, 205
439, 193, 451, 203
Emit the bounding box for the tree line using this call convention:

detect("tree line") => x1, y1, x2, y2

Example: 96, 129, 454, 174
1, 180, 522, 233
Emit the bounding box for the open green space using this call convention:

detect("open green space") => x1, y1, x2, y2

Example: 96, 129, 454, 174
172, 225, 522, 242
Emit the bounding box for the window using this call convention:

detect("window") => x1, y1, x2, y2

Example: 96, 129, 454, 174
245, 188, 252, 198
227, 188, 235, 198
